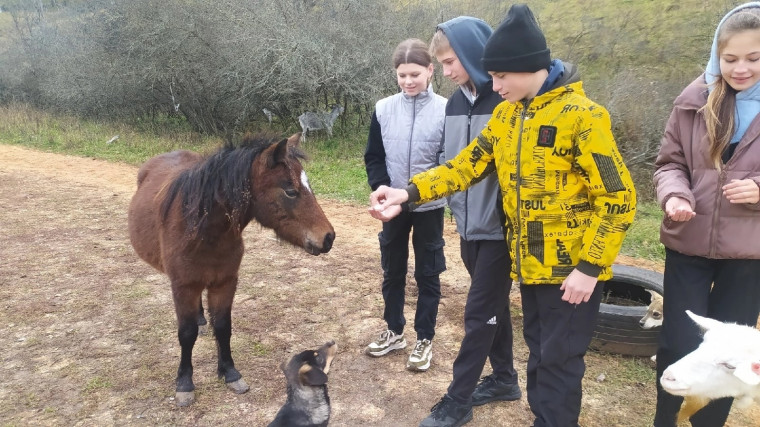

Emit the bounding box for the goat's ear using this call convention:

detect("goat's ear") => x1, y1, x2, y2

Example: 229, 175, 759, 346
686, 310, 724, 332
287, 132, 302, 147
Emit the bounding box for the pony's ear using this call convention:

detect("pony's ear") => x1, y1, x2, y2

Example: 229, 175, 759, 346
269, 138, 289, 168
287, 132, 302, 147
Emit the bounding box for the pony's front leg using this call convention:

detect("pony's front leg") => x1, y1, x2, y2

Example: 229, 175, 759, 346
208, 281, 249, 395
173, 288, 202, 406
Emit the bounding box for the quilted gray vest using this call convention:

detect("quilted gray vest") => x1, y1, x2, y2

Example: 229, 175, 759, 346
375, 86, 447, 212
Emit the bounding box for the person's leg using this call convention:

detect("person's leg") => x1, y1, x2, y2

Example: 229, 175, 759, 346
411, 208, 445, 341
447, 238, 516, 404
520, 283, 541, 420
379, 212, 413, 335
529, 283, 603, 427
688, 258, 760, 427
485, 239, 517, 382
653, 249, 715, 427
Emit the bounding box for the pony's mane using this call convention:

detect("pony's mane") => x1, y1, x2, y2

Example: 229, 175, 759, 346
159, 133, 306, 237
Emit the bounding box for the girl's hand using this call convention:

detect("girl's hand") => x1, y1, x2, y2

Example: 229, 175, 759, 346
368, 185, 408, 221
665, 196, 695, 221
723, 179, 760, 204
560, 269, 599, 305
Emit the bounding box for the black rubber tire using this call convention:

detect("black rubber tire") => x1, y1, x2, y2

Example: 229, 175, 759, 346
589, 264, 664, 357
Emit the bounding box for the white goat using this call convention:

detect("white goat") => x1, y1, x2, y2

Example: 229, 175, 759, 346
660, 310, 760, 422
298, 105, 344, 142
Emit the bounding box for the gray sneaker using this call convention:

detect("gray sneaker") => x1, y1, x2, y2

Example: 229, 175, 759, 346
365, 329, 407, 357
407, 339, 432, 371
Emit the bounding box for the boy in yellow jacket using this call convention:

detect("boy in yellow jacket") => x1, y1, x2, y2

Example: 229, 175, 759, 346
369, 4, 636, 427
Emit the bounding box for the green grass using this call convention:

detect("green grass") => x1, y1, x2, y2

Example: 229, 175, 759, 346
0, 104, 219, 165
83, 376, 113, 393
621, 202, 665, 262
302, 132, 371, 202
0, 104, 664, 262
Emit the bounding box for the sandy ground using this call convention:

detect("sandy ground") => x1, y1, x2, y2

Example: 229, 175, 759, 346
0, 143, 757, 426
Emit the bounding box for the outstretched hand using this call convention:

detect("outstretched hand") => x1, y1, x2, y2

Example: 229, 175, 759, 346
723, 179, 760, 204
368, 185, 409, 222
665, 196, 695, 222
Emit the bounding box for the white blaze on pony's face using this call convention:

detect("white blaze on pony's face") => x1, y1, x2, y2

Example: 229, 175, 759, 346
300, 170, 312, 194
660, 311, 760, 404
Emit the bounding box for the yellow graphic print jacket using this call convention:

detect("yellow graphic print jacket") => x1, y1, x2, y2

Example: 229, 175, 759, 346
409, 80, 636, 284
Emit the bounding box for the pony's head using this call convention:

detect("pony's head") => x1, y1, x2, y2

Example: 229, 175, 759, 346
250, 132, 335, 255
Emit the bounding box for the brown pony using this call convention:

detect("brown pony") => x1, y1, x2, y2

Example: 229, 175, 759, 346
127, 132, 335, 407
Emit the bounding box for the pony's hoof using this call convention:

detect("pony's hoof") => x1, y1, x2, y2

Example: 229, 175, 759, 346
175, 391, 195, 407
227, 378, 249, 394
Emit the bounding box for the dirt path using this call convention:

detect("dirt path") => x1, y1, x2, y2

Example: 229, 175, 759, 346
0, 144, 756, 426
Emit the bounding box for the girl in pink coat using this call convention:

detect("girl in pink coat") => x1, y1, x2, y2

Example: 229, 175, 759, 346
653, 3, 760, 426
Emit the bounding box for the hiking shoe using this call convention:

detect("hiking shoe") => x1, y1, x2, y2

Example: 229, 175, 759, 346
407, 339, 433, 371
419, 394, 473, 427
365, 329, 406, 357
471, 373, 522, 406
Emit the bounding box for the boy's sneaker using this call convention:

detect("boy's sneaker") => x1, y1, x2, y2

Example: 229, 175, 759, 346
419, 394, 473, 427
365, 329, 406, 357
407, 339, 432, 371
471, 373, 522, 406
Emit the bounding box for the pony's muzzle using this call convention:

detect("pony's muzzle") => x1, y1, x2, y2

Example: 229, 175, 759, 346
305, 231, 334, 255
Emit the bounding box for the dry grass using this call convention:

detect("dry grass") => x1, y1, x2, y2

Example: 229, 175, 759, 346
0, 144, 757, 426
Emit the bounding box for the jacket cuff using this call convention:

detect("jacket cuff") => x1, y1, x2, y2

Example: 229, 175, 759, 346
405, 184, 420, 203
576, 260, 603, 278
371, 181, 391, 191
402, 184, 421, 213
749, 177, 760, 211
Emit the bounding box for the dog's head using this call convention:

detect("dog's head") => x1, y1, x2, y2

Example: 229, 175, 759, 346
639, 289, 664, 329
282, 341, 337, 388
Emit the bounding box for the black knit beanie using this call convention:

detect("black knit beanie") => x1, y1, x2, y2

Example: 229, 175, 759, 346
482, 4, 551, 73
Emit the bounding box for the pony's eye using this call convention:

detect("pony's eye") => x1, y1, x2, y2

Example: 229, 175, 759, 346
284, 188, 298, 198
719, 362, 736, 370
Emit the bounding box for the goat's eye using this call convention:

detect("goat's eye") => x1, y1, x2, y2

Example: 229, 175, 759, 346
719, 362, 736, 370
284, 188, 298, 198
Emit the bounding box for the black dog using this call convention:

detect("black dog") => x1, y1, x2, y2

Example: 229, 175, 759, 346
269, 341, 337, 427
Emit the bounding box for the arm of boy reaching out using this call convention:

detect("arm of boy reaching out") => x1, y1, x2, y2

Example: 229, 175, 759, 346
369, 130, 497, 221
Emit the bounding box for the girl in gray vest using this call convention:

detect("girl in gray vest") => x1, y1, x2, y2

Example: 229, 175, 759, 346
364, 38, 447, 371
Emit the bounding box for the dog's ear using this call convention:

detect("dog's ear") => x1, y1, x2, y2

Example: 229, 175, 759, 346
299, 364, 328, 386
645, 289, 663, 301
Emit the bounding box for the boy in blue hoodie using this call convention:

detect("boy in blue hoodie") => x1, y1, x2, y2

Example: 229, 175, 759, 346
419, 16, 520, 427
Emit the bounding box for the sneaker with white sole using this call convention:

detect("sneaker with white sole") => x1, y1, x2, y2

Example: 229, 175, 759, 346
407, 339, 432, 371
366, 329, 407, 357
